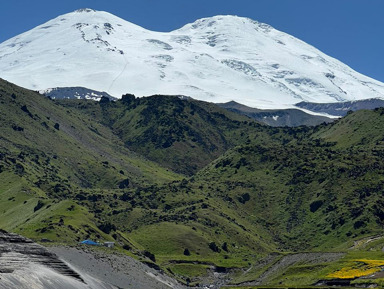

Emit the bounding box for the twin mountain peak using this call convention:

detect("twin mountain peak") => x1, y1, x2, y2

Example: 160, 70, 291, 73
1, 8, 384, 111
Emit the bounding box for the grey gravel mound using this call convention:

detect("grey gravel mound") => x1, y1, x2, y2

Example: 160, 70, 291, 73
0, 230, 186, 289
0, 229, 116, 289
49, 246, 186, 289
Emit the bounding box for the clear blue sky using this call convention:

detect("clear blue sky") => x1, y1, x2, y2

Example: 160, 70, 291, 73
1, 0, 383, 83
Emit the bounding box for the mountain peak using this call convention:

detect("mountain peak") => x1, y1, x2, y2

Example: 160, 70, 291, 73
74, 8, 97, 13
177, 15, 272, 33
1, 11, 384, 110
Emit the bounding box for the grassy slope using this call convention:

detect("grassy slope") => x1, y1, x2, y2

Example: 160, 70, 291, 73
314, 109, 384, 149
0, 80, 180, 187
57, 94, 269, 175
2, 79, 384, 286
0, 79, 181, 243
0, 171, 112, 244
115, 110, 384, 284
81, 108, 384, 284
0, 79, 282, 279
194, 138, 384, 251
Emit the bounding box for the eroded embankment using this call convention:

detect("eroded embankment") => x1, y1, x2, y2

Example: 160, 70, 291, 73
0, 229, 117, 289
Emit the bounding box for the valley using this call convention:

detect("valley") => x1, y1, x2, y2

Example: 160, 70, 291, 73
1, 77, 384, 288
1, 6, 384, 288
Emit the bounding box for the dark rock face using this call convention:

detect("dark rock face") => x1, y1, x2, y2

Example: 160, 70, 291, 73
218, 101, 333, 127
42, 87, 116, 101
0, 230, 116, 289
295, 98, 384, 117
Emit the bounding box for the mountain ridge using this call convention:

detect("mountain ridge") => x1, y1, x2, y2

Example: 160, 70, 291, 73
218, 100, 334, 126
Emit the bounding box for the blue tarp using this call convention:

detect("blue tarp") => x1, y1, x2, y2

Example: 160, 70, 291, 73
80, 239, 99, 245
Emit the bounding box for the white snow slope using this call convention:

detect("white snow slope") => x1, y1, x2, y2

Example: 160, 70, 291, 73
1, 8, 384, 109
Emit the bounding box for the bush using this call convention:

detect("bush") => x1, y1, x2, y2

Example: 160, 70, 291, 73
310, 200, 324, 213
183, 248, 191, 256
209, 242, 220, 253
15, 163, 25, 175
34, 200, 44, 212
122, 93, 135, 104
143, 250, 156, 262
99, 96, 110, 104
238, 192, 250, 204
118, 179, 130, 189
98, 222, 116, 234
123, 244, 131, 250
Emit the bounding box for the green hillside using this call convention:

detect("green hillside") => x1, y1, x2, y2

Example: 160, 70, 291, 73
0, 79, 181, 243
0, 79, 180, 187
2, 78, 384, 287
315, 108, 384, 149
56, 94, 275, 175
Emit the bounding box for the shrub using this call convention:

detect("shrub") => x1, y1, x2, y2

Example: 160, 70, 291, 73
183, 248, 191, 256
143, 250, 156, 262
238, 192, 250, 204
34, 200, 44, 212
310, 200, 324, 213
118, 179, 130, 189
99, 96, 110, 104
98, 222, 116, 234
209, 242, 220, 253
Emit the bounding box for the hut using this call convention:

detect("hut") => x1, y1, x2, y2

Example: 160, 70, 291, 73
104, 242, 115, 248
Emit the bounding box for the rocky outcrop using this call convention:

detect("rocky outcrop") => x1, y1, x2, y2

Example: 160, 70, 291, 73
295, 98, 384, 117
0, 229, 83, 282
0, 230, 116, 289
218, 101, 333, 126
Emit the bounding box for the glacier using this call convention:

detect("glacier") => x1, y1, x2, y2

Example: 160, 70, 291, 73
0, 8, 384, 109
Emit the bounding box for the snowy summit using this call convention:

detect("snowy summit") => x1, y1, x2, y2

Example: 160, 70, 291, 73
1, 8, 384, 109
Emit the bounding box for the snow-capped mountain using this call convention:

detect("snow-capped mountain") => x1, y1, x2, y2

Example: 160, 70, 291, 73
1, 8, 384, 109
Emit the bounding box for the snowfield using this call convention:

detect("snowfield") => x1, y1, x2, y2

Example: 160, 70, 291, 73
1, 8, 384, 109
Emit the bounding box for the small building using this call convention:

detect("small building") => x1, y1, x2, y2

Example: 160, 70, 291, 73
104, 242, 115, 248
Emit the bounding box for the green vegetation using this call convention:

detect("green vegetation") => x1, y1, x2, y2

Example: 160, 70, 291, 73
57, 93, 271, 175
2, 78, 384, 286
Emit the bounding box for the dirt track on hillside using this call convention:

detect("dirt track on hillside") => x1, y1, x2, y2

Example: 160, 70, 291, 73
240, 252, 345, 286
